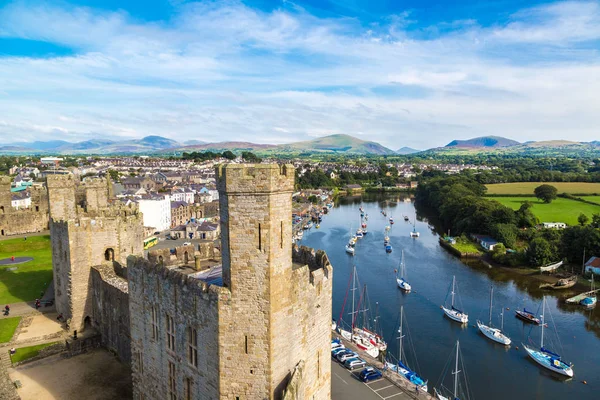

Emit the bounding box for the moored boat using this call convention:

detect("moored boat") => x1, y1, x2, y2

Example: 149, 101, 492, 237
476, 285, 511, 346
442, 276, 468, 324
396, 251, 411, 293
515, 308, 542, 325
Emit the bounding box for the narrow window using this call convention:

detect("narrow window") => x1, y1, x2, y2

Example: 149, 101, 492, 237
168, 361, 177, 400
317, 351, 321, 377
258, 223, 262, 251
166, 314, 175, 351
137, 352, 144, 374
185, 377, 192, 400
188, 327, 198, 368
280, 221, 283, 248
151, 306, 159, 340
244, 335, 248, 354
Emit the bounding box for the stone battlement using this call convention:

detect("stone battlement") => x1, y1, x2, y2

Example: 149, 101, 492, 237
46, 174, 77, 188
216, 163, 294, 194
292, 245, 332, 274
81, 177, 106, 188
127, 255, 225, 299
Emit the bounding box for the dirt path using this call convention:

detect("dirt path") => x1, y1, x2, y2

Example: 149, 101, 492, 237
9, 349, 132, 400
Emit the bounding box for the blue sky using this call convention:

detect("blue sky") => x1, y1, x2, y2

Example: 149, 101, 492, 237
1, 0, 599, 149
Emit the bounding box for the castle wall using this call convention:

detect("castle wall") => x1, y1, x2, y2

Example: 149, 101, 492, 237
50, 221, 72, 318
91, 264, 131, 362
128, 256, 222, 400
0, 177, 49, 236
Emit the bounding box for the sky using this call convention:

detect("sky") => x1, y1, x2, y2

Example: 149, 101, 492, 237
1, 0, 599, 150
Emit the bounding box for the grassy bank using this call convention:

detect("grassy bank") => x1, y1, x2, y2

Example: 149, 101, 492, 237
10, 342, 58, 364
0, 317, 21, 343
0, 235, 53, 304
486, 182, 600, 195
488, 196, 600, 225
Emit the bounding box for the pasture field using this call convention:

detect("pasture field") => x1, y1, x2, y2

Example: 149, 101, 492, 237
487, 197, 600, 226
579, 196, 600, 204
485, 182, 600, 195
0, 235, 53, 304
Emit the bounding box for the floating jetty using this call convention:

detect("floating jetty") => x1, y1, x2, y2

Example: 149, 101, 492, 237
565, 289, 600, 304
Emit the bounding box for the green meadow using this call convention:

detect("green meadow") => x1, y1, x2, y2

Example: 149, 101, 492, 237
488, 197, 600, 226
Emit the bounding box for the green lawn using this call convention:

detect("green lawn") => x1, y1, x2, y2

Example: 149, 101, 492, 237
10, 342, 57, 364
0, 317, 21, 343
486, 182, 600, 195
452, 240, 483, 254
0, 235, 53, 304
579, 196, 600, 205
488, 197, 600, 226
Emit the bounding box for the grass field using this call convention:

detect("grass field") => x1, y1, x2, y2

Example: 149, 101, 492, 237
488, 197, 600, 225
10, 342, 57, 364
0, 235, 53, 304
451, 240, 483, 254
579, 196, 600, 205
0, 317, 21, 343
486, 182, 600, 195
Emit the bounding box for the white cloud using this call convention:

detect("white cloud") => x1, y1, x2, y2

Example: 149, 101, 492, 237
0, 0, 599, 149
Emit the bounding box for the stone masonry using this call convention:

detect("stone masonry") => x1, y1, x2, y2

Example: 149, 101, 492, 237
48, 175, 144, 332
0, 175, 49, 236
128, 164, 333, 399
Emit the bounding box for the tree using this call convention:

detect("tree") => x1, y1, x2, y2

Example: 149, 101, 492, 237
493, 223, 518, 248
491, 243, 506, 260
527, 237, 554, 266
221, 150, 236, 160
578, 213, 590, 226
108, 169, 120, 183
534, 184, 558, 203
592, 213, 600, 229
241, 151, 262, 163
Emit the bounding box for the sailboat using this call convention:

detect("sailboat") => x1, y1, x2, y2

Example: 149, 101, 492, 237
385, 306, 428, 392
389, 215, 394, 225
442, 276, 468, 324
522, 296, 574, 377
580, 275, 597, 308
396, 250, 411, 292
476, 285, 511, 345
410, 214, 419, 238
434, 341, 470, 400
345, 244, 355, 255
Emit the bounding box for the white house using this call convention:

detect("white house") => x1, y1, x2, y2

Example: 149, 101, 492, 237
136, 195, 171, 232
542, 222, 567, 229
170, 188, 195, 204
11, 192, 31, 209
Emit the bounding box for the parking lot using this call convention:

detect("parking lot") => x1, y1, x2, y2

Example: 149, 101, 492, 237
331, 359, 415, 400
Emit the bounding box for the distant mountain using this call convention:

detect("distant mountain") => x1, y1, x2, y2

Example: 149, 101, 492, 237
135, 135, 179, 149
445, 136, 520, 148
177, 142, 277, 152
10, 140, 70, 151
396, 147, 420, 155
58, 139, 115, 151
184, 140, 207, 146
274, 134, 395, 155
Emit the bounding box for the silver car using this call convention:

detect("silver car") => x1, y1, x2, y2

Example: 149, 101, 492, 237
344, 357, 366, 370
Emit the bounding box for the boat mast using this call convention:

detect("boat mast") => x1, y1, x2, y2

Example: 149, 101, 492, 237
500, 306, 504, 331
453, 341, 461, 399
398, 306, 404, 364
350, 266, 357, 339
451, 276, 456, 308
374, 302, 379, 335
488, 285, 493, 326
540, 296, 545, 349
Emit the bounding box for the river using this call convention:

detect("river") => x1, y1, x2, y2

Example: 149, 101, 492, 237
300, 193, 599, 399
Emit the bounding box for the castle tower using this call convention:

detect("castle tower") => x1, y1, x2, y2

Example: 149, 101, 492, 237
216, 164, 332, 399
48, 175, 144, 330
0, 176, 12, 214
46, 174, 78, 220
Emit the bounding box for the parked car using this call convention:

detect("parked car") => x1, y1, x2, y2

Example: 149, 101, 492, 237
344, 357, 366, 370
359, 367, 383, 382
336, 350, 357, 363
331, 347, 347, 357
154, 231, 161, 235
331, 339, 344, 350
183, 242, 191, 246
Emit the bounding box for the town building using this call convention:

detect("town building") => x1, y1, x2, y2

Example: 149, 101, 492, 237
137, 195, 171, 232
585, 257, 600, 275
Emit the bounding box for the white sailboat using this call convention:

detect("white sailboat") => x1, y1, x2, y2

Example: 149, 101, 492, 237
385, 306, 428, 392
522, 296, 574, 377
580, 274, 597, 308
396, 250, 411, 293
410, 213, 419, 238
476, 285, 511, 345
345, 244, 355, 255
434, 341, 470, 400
442, 276, 468, 324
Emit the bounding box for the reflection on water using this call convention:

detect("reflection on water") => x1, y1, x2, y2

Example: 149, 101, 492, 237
302, 194, 598, 400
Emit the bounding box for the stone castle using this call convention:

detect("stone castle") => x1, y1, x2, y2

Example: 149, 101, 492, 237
0, 176, 49, 236
47, 164, 333, 399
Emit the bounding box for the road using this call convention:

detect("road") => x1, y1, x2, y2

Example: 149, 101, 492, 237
331, 361, 415, 400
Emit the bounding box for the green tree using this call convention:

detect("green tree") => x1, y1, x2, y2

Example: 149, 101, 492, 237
491, 243, 506, 260
493, 223, 518, 248
526, 237, 553, 266
221, 150, 236, 160
108, 169, 120, 183
592, 213, 600, 228
578, 213, 590, 226
534, 184, 558, 203
241, 151, 262, 163
308, 195, 318, 204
